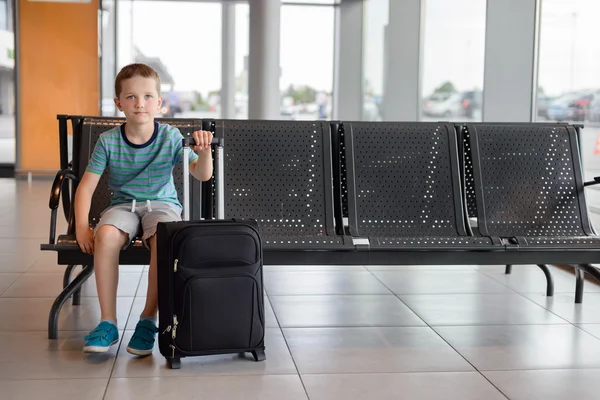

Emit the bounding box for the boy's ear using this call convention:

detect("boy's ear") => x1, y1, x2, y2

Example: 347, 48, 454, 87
157, 96, 163, 110
114, 97, 123, 111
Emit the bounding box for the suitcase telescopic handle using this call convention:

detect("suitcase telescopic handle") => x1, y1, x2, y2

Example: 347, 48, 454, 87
181, 137, 225, 221
182, 137, 224, 147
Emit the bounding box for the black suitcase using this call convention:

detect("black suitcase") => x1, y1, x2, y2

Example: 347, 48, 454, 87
156, 137, 266, 370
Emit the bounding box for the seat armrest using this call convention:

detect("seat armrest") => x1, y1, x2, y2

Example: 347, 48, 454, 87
48, 169, 79, 245
584, 176, 600, 187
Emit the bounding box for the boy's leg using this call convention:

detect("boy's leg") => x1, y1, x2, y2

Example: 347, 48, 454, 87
141, 233, 159, 318
127, 201, 181, 356
83, 204, 140, 353
140, 202, 182, 317
94, 225, 130, 322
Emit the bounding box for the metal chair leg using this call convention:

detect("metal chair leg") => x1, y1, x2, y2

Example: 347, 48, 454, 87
575, 267, 585, 304
580, 264, 600, 283
575, 264, 600, 304
73, 287, 82, 306
48, 265, 94, 339
62, 265, 83, 305
505, 265, 512, 274
536, 264, 554, 297
63, 264, 77, 289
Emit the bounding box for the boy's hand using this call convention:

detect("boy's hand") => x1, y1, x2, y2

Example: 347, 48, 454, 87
191, 130, 213, 153
76, 227, 95, 254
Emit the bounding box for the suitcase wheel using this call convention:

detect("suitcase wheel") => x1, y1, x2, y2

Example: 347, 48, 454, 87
251, 349, 266, 362
167, 357, 181, 369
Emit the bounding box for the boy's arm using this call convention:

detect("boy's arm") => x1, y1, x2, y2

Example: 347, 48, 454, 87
189, 130, 214, 181
74, 171, 101, 253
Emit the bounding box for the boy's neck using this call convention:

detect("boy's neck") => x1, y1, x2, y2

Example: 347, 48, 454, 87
124, 120, 155, 144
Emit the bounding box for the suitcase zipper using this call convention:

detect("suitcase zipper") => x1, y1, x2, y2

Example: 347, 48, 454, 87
173, 229, 261, 267
174, 259, 178, 272
172, 315, 179, 339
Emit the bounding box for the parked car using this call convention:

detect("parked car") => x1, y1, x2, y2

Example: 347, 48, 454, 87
423, 93, 462, 117
588, 95, 600, 122
458, 91, 482, 119
546, 91, 598, 122
536, 94, 556, 119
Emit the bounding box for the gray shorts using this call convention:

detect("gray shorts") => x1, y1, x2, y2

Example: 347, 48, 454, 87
94, 200, 182, 248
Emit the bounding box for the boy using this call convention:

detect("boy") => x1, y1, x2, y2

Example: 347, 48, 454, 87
74, 63, 213, 355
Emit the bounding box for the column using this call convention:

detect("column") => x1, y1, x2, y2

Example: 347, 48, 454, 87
382, 0, 423, 121
248, 0, 280, 120
483, 0, 539, 122
221, 2, 236, 119
335, 0, 363, 120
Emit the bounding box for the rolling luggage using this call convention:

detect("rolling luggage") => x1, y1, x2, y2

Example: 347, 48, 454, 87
157, 136, 266, 370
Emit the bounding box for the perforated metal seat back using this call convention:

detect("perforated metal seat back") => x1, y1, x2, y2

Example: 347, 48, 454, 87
218, 120, 335, 237
459, 125, 478, 218
78, 117, 201, 226
345, 122, 465, 237
469, 124, 590, 238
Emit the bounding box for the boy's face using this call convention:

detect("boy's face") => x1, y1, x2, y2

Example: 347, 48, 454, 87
114, 76, 162, 124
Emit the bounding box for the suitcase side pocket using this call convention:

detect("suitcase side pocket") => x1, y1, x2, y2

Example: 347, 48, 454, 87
173, 270, 264, 354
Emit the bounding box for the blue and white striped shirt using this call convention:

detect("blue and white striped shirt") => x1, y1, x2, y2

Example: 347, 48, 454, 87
86, 122, 198, 208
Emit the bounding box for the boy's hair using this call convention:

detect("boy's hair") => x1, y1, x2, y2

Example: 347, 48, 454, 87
115, 63, 161, 98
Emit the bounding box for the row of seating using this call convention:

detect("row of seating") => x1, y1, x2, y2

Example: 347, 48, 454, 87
41, 115, 600, 338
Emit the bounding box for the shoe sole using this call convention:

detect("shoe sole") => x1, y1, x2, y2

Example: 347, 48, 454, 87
83, 339, 118, 353
126, 346, 153, 356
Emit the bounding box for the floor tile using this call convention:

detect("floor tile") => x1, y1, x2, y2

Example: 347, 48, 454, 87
368, 265, 478, 271
0, 379, 107, 399
264, 265, 368, 272
283, 327, 473, 374
0, 251, 41, 272
125, 295, 278, 331
435, 324, 600, 370
265, 297, 279, 328
124, 297, 147, 331
523, 293, 600, 324
1, 272, 141, 298
0, 330, 120, 379
0, 297, 134, 331
105, 375, 308, 400
112, 328, 296, 377
26, 251, 67, 273
270, 295, 425, 327
479, 264, 600, 293
136, 272, 148, 297
576, 324, 600, 339
369, 269, 513, 294
264, 270, 392, 295
0, 238, 45, 254
0, 273, 20, 295
484, 369, 600, 400
399, 293, 568, 326
302, 372, 507, 400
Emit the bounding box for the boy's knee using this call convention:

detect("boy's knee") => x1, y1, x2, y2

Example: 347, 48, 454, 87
95, 225, 129, 247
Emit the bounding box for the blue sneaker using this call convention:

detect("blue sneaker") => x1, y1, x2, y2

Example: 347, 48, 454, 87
127, 319, 158, 356
83, 321, 119, 353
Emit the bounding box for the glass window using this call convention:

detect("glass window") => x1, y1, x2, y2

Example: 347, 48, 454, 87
0, 0, 14, 164
537, 0, 600, 181
537, 0, 600, 123
282, 0, 338, 4
114, 1, 222, 119
420, 0, 486, 122
362, 0, 388, 121
280, 4, 335, 120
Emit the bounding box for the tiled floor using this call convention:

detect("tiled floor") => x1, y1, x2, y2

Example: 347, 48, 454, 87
3, 179, 600, 399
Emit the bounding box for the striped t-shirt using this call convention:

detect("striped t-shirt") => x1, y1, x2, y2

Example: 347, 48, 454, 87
86, 122, 199, 208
